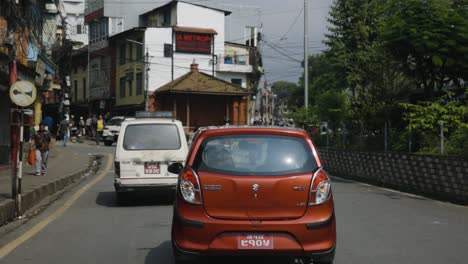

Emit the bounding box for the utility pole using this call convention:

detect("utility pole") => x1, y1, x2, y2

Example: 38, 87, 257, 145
5, 4, 19, 214
145, 48, 149, 111
304, 0, 309, 108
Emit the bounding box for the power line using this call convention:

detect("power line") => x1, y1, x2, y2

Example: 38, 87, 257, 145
263, 40, 302, 63
278, 7, 304, 42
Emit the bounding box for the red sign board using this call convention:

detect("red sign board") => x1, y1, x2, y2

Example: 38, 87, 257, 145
175, 32, 212, 54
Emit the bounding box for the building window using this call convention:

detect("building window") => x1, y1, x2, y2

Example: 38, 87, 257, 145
119, 43, 126, 65
136, 72, 143, 95
128, 43, 133, 61
127, 73, 133, 96
77, 24, 82, 34
231, 79, 242, 86
83, 78, 86, 100
120, 77, 126, 98
74, 80, 78, 102
136, 38, 143, 61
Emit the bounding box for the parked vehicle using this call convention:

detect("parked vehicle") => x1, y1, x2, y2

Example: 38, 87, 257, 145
169, 126, 336, 264
103, 116, 125, 146
114, 112, 188, 203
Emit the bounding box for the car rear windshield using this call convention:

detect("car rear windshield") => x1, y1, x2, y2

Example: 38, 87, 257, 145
108, 118, 123, 126
123, 124, 181, 150
193, 134, 317, 176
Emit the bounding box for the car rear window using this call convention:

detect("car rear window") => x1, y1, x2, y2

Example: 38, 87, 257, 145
108, 118, 123, 126
193, 134, 317, 176
123, 124, 181, 150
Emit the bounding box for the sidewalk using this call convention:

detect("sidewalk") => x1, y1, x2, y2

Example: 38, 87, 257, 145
0, 143, 98, 226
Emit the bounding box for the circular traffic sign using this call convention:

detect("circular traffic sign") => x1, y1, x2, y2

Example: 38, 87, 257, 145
9, 81, 37, 107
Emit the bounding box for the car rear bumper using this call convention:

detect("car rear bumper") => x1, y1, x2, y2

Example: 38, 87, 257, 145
171, 199, 336, 258
104, 134, 118, 142
114, 181, 176, 192
172, 239, 335, 262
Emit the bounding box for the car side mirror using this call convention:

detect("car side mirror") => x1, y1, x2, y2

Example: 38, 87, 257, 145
168, 163, 184, 174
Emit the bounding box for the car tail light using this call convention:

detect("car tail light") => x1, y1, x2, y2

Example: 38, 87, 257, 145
179, 167, 202, 205
309, 168, 331, 205
114, 161, 120, 178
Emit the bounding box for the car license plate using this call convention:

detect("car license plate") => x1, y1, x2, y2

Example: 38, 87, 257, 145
144, 163, 160, 174
238, 234, 273, 250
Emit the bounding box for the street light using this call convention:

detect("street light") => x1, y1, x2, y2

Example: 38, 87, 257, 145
125, 39, 150, 111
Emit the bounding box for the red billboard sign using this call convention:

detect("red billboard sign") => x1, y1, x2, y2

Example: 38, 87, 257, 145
175, 32, 212, 54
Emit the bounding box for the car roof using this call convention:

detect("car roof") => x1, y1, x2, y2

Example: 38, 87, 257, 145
122, 118, 183, 125
195, 126, 309, 137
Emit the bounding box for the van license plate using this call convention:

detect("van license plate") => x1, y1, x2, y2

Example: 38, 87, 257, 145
144, 163, 160, 174
238, 234, 273, 250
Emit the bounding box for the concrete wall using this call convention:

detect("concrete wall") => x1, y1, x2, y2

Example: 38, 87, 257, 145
177, 2, 226, 56
103, 2, 158, 34
319, 149, 468, 204
217, 72, 247, 88
145, 28, 216, 93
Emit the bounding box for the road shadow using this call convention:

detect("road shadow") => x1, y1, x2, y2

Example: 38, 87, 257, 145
95, 191, 175, 207
144, 241, 296, 264
145, 241, 174, 264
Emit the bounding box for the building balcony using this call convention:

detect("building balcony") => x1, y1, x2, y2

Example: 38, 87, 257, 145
216, 55, 253, 73
88, 35, 108, 52
89, 86, 109, 100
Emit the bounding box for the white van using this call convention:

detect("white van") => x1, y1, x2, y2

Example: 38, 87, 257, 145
114, 113, 188, 202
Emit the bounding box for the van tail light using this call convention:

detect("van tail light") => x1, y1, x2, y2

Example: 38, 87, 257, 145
179, 167, 203, 205
114, 161, 120, 178
309, 168, 331, 205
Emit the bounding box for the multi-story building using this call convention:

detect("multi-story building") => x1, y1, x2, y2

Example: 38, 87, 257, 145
111, 1, 262, 116
70, 47, 89, 117
63, 0, 88, 48
84, 0, 161, 114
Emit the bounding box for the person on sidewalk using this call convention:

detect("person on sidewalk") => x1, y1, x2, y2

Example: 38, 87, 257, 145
91, 114, 98, 138
57, 117, 70, 147
31, 123, 51, 176
79, 117, 86, 136
96, 114, 105, 146
86, 116, 92, 138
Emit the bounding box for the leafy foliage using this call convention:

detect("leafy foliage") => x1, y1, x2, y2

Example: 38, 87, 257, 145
282, 0, 468, 156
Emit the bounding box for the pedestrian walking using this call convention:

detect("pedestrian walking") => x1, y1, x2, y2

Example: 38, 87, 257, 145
42, 115, 54, 133
31, 123, 51, 176
86, 116, 92, 137
79, 116, 86, 136
91, 114, 98, 138
96, 114, 105, 146
57, 117, 70, 147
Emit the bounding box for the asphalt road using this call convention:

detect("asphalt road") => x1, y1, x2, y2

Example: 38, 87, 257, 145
0, 144, 467, 264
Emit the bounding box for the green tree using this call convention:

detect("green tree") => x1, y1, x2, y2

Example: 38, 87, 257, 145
271, 81, 297, 106
380, 0, 468, 97
326, 0, 382, 97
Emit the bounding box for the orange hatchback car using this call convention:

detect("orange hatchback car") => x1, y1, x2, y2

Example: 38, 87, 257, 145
169, 127, 336, 263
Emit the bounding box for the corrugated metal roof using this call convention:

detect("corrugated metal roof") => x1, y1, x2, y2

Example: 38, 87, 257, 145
154, 69, 251, 96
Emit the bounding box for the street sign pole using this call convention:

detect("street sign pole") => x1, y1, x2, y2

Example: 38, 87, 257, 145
17, 110, 24, 215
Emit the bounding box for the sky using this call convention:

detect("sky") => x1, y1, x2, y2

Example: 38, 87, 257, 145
202, 0, 334, 84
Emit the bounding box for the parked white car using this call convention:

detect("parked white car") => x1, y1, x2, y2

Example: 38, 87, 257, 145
103, 116, 125, 146
114, 112, 188, 203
